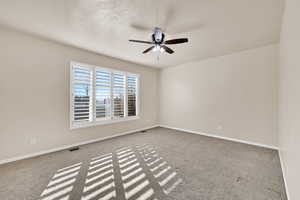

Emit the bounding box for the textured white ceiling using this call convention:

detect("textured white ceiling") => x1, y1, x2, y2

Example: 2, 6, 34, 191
0, 0, 284, 68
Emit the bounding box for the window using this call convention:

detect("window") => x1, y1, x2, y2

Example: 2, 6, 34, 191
112, 73, 125, 118
95, 69, 111, 120
72, 65, 93, 122
127, 75, 137, 117
70, 62, 139, 129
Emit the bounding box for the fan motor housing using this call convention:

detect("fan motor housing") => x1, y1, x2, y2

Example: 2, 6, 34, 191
152, 28, 165, 44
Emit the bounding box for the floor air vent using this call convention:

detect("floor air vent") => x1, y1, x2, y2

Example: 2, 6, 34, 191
69, 147, 80, 152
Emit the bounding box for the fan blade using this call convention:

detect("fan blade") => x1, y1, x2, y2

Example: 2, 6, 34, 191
129, 40, 154, 44
143, 46, 155, 54
161, 45, 174, 54
164, 38, 188, 45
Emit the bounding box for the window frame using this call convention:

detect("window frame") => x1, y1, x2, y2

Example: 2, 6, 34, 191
70, 61, 140, 129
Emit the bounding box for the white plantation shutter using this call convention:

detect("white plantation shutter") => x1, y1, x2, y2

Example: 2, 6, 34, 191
71, 65, 93, 123
95, 69, 111, 120
127, 75, 138, 116
70, 62, 139, 128
112, 73, 125, 118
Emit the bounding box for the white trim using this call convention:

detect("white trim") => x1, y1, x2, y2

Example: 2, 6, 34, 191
0, 125, 159, 165
71, 116, 140, 130
159, 124, 278, 150
69, 64, 73, 129
278, 150, 290, 200
70, 61, 139, 81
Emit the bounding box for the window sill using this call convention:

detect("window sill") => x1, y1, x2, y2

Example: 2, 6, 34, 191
70, 116, 140, 130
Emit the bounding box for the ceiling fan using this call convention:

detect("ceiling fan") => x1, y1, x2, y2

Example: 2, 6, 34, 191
129, 27, 188, 54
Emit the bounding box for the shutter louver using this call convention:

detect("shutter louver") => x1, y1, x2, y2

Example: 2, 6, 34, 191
113, 73, 125, 118
72, 65, 93, 123
95, 69, 112, 120
127, 75, 137, 117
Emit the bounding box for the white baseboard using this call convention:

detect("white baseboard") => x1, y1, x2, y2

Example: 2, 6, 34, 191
159, 124, 279, 150
278, 151, 290, 200
0, 125, 159, 165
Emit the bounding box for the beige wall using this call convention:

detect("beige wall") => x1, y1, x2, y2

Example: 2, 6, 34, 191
159, 45, 278, 147
278, 0, 300, 199
0, 26, 159, 161
0, 25, 282, 165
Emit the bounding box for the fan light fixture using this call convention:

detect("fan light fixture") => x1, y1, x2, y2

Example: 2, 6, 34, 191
152, 45, 165, 53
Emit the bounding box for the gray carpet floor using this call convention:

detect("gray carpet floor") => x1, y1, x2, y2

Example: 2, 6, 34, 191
0, 127, 287, 200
